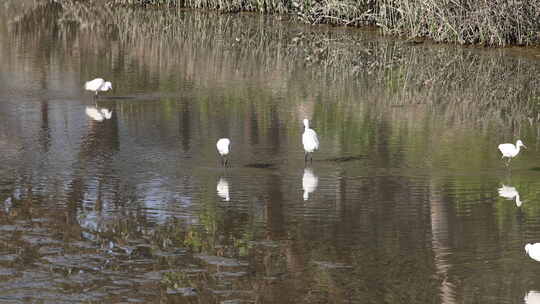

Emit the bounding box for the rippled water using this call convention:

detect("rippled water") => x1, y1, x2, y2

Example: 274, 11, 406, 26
3, 1, 540, 303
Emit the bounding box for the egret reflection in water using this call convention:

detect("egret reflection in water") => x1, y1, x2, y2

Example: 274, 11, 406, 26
302, 167, 318, 201
217, 177, 230, 201
498, 185, 522, 207
525, 291, 540, 304
85, 106, 113, 122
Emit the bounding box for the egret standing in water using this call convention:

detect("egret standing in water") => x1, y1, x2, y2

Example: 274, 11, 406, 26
525, 243, 540, 262
216, 138, 231, 166
525, 291, 540, 304
302, 119, 319, 163
85, 78, 112, 98
498, 139, 526, 165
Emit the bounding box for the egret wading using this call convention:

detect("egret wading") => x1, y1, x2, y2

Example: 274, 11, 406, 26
525, 243, 540, 262
216, 138, 231, 166
85, 78, 112, 98
302, 119, 319, 163
498, 139, 526, 165
525, 291, 540, 304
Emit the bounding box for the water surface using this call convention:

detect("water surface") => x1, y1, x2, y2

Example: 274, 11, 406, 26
2, 1, 540, 303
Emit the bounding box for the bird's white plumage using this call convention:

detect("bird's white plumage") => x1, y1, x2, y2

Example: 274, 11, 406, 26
498, 185, 522, 207
217, 178, 230, 201
85, 107, 104, 121
100, 108, 112, 119
216, 138, 230, 156
85, 78, 112, 94
525, 243, 540, 262
85, 106, 112, 122
498, 139, 525, 158
525, 291, 540, 304
302, 119, 319, 153
302, 167, 318, 201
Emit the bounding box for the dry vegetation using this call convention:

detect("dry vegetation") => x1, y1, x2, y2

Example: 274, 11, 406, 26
104, 0, 540, 46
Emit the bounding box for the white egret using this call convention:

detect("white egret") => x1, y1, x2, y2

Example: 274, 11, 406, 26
498, 185, 522, 207
525, 291, 540, 304
498, 139, 526, 164
217, 178, 230, 201
85, 78, 112, 97
302, 119, 319, 163
216, 138, 231, 166
302, 167, 318, 201
525, 243, 540, 262
85, 106, 112, 122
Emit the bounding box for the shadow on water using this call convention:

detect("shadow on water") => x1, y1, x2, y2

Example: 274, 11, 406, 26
3, 1, 540, 303
244, 163, 276, 169
324, 155, 366, 162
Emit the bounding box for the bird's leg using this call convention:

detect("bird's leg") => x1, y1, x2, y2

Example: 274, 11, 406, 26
224, 156, 229, 167
310, 153, 313, 163
304, 152, 308, 163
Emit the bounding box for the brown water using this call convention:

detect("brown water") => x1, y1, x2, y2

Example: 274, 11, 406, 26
3, 1, 540, 303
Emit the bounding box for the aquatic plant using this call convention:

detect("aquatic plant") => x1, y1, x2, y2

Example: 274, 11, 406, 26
8, 1, 540, 129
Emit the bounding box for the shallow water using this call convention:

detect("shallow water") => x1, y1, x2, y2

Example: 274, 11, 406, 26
3, 1, 540, 303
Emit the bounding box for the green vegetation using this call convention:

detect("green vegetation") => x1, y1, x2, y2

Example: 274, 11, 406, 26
105, 0, 540, 46
3, 2, 540, 302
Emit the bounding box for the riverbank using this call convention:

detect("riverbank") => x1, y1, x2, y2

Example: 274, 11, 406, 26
109, 0, 540, 47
